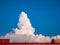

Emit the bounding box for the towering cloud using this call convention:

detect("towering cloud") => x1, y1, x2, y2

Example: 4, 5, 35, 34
0, 12, 60, 43
14, 12, 35, 36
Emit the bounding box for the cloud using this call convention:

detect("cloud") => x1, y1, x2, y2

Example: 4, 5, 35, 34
0, 11, 60, 43
14, 12, 35, 36
52, 35, 60, 39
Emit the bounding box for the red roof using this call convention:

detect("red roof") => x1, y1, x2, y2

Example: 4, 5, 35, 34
0, 39, 9, 43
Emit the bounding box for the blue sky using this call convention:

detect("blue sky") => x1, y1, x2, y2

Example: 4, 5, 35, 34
0, 0, 60, 36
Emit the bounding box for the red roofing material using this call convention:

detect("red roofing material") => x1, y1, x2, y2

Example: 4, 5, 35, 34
0, 39, 9, 43
54, 39, 60, 43
0, 43, 60, 45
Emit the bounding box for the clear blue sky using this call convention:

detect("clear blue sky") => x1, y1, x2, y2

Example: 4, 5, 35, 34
0, 0, 60, 36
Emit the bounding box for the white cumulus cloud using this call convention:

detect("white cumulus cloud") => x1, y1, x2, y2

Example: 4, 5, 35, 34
0, 11, 60, 43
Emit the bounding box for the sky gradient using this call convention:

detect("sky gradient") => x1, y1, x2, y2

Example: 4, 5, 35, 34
0, 0, 60, 36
